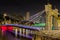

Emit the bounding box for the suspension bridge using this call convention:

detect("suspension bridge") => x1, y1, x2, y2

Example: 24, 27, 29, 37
0, 3, 60, 40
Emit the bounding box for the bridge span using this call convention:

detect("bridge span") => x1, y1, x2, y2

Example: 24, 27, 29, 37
0, 24, 60, 40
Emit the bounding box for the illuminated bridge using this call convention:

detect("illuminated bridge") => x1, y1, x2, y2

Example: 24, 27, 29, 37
1, 24, 60, 40
0, 24, 42, 40
0, 3, 60, 40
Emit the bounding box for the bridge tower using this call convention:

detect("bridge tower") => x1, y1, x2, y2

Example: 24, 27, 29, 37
45, 3, 58, 30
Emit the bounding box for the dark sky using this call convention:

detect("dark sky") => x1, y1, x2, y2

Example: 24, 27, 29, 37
0, 0, 60, 16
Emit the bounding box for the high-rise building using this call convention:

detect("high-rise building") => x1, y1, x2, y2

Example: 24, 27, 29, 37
25, 11, 30, 20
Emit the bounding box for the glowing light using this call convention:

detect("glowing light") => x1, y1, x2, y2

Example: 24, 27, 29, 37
1, 26, 7, 32
1, 25, 13, 32
32, 23, 45, 27
7, 26, 13, 31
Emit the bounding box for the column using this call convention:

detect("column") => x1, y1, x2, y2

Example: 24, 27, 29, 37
54, 17, 58, 29
46, 14, 52, 30
35, 35, 42, 40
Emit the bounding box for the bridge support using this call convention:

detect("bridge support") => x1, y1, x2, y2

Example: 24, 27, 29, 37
45, 4, 58, 30
34, 35, 42, 40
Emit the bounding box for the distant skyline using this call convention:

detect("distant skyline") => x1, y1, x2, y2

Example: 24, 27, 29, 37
0, 0, 60, 16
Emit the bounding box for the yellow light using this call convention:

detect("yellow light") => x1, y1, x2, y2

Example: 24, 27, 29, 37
3, 13, 7, 17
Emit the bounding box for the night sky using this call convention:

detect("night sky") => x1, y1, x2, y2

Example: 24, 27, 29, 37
0, 0, 60, 16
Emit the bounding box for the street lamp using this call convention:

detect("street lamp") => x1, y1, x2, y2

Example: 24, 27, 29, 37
3, 13, 7, 24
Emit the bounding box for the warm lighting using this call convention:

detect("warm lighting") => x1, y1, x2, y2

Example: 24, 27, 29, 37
1, 26, 7, 32
3, 13, 7, 17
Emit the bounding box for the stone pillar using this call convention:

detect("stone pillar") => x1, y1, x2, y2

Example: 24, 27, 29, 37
53, 9, 58, 30
54, 17, 58, 29
46, 14, 52, 30
45, 4, 53, 30
35, 35, 42, 40
58, 19, 60, 29
45, 4, 58, 30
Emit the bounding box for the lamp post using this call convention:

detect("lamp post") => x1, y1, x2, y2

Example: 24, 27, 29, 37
3, 13, 7, 24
